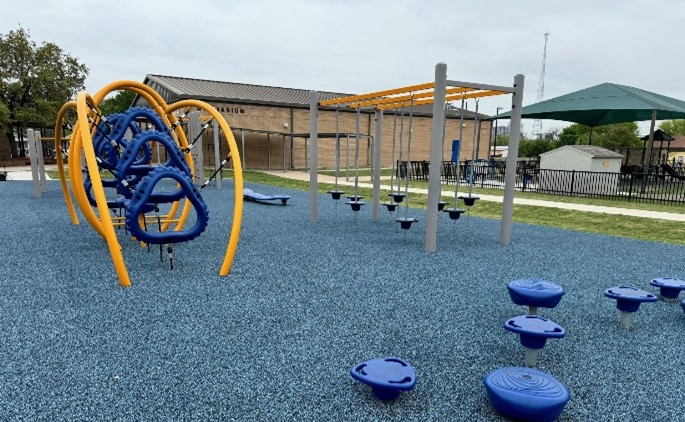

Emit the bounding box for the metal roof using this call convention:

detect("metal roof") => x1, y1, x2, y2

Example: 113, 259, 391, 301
137, 74, 485, 119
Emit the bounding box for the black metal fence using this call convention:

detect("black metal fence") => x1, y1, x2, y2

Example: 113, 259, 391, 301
395, 160, 685, 205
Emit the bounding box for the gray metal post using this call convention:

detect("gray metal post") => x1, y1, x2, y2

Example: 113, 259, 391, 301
283, 134, 286, 171
500, 74, 525, 245
27, 129, 41, 198
372, 110, 383, 221
267, 133, 271, 170
212, 119, 222, 189
425, 63, 447, 253
309, 91, 318, 222
35, 130, 47, 192
188, 111, 204, 184
345, 134, 350, 181
241, 129, 246, 171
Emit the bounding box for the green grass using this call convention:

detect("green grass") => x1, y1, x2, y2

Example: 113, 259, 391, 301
47, 168, 685, 246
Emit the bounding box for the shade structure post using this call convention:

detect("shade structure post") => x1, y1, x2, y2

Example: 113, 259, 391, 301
372, 110, 383, 221
212, 119, 222, 189
500, 74, 525, 245
642, 109, 658, 173
309, 91, 319, 223
425, 62, 448, 253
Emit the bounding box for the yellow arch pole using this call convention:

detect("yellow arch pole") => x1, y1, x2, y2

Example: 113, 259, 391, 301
54, 101, 80, 225
167, 100, 243, 276
69, 115, 107, 238
76, 92, 131, 287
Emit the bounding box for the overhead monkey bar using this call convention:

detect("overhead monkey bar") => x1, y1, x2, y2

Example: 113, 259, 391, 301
309, 63, 524, 252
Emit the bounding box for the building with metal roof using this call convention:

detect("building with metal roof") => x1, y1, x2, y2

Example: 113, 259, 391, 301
135, 74, 493, 170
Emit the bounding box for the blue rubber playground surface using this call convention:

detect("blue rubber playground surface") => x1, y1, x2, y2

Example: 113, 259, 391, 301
1, 180, 684, 421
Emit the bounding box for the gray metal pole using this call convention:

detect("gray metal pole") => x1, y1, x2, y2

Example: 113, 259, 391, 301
309, 91, 318, 222
345, 134, 350, 181
213, 120, 222, 189
27, 129, 41, 198
36, 131, 47, 192
188, 111, 203, 185
283, 134, 286, 171
267, 133, 271, 170
425, 62, 447, 253
642, 109, 657, 173
500, 74, 525, 245
372, 110, 383, 221
241, 129, 246, 171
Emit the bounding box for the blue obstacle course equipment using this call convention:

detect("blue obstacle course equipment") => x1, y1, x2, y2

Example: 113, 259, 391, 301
126, 166, 209, 245
388, 192, 406, 203
243, 188, 290, 205
649, 277, 685, 299
508, 279, 565, 315
504, 315, 565, 367
327, 190, 345, 200
604, 286, 657, 329
484, 367, 570, 422
351, 357, 416, 400
396, 216, 418, 230
681, 299, 685, 314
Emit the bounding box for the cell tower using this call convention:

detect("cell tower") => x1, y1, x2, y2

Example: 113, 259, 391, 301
532, 31, 550, 138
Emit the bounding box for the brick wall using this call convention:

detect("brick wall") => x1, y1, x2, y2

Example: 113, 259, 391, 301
192, 102, 492, 171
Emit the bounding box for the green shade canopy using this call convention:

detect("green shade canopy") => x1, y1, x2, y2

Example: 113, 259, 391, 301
493, 83, 685, 126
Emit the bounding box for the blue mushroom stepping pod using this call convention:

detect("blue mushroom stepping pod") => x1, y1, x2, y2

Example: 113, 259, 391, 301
507, 279, 565, 315
484, 367, 570, 422
649, 277, 685, 300
681, 299, 685, 314
504, 315, 565, 367
351, 357, 416, 400
604, 286, 657, 330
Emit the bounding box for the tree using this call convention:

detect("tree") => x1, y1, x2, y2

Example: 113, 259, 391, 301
558, 122, 640, 148
99, 90, 136, 116
658, 120, 685, 136
0, 26, 89, 157
518, 138, 560, 158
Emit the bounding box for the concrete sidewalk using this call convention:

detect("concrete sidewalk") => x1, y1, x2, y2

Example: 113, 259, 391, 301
262, 170, 685, 222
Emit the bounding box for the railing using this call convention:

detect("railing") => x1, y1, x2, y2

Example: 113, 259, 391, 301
395, 160, 685, 205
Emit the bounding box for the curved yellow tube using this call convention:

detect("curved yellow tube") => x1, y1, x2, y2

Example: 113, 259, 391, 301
167, 100, 243, 276
54, 101, 79, 225
76, 92, 131, 287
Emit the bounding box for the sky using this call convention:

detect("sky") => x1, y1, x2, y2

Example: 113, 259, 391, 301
2, 0, 684, 136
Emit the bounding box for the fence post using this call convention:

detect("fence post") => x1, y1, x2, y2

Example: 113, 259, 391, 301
570, 170, 576, 195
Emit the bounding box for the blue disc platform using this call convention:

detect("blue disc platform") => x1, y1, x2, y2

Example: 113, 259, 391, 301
649, 277, 685, 299
508, 279, 565, 311
504, 315, 566, 349
484, 367, 570, 422
351, 357, 416, 400
604, 286, 657, 312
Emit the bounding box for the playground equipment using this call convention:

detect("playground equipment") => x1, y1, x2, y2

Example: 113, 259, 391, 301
484, 367, 570, 422
54, 80, 244, 287
345, 107, 366, 213
507, 279, 565, 315
326, 108, 345, 200
243, 188, 290, 205
350, 357, 416, 400
649, 277, 685, 299
382, 108, 404, 213
604, 286, 657, 329
310, 63, 525, 251
458, 99, 481, 207
504, 315, 565, 368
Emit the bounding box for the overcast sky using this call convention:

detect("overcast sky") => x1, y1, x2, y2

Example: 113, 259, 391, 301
2, 0, 683, 135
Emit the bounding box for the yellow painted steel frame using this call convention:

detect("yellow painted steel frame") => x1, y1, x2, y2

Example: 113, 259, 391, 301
60, 80, 244, 286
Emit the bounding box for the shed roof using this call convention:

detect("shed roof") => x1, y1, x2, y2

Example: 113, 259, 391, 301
540, 145, 624, 159
136, 74, 485, 119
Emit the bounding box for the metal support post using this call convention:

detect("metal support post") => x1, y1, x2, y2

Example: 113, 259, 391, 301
212, 119, 222, 189
372, 110, 383, 221
500, 74, 525, 245
188, 111, 204, 184
27, 129, 41, 198
241, 129, 246, 171
309, 91, 318, 222
425, 63, 448, 253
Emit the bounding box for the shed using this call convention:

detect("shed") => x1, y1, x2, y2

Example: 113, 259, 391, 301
538, 145, 624, 195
